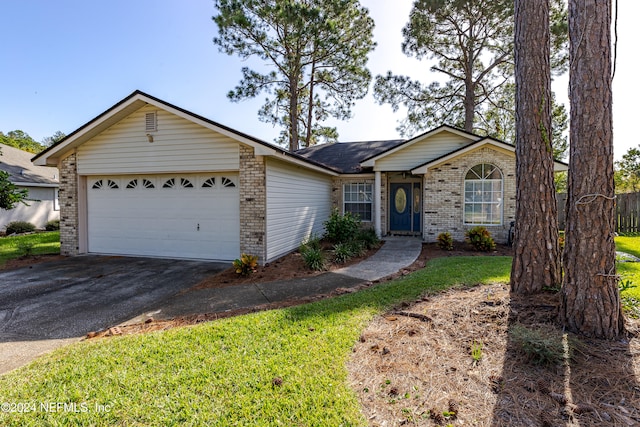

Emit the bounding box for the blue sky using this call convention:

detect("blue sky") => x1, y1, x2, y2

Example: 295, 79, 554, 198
0, 1, 637, 159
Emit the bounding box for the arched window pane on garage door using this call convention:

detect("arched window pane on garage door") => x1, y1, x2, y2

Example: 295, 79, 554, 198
464, 163, 503, 225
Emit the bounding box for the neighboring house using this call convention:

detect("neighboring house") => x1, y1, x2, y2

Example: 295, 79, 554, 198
0, 143, 59, 231
33, 91, 567, 262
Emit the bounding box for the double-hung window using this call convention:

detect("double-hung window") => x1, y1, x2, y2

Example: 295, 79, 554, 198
343, 183, 372, 221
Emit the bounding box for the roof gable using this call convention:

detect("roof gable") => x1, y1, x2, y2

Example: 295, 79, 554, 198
32, 91, 337, 176
33, 91, 277, 166
410, 138, 569, 174
360, 125, 480, 171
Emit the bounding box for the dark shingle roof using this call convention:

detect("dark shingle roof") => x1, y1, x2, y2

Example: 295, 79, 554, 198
0, 143, 59, 186
295, 139, 405, 173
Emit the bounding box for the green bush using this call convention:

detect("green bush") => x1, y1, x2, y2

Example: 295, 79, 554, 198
45, 219, 60, 231
324, 208, 361, 244
356, 228, 381, 250
348, 239, 367, 257
5, 221, 36, 235
465, 226, 496, 251
509, 324, 568, 366
299, 235, 326, 271
333, 242, 354, 264
436, 232, 454, 251
300, 233, 322, 252
17, 241, 35, 258
301, 246, 326, 271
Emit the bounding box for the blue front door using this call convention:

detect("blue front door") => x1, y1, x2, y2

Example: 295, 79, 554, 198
390, 183, 421, 233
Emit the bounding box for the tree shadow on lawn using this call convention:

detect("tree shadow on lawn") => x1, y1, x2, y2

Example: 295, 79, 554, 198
491, 291, 640, 426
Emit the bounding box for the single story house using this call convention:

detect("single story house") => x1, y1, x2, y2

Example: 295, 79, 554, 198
1, 143, 59, 231
33, 91, 567, 263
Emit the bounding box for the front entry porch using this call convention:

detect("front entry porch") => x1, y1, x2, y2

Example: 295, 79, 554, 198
389, 181, 422, 235
373, 171, 422, 238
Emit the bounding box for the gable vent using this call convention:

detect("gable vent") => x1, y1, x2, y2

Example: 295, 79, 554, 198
145, 112, 157, 132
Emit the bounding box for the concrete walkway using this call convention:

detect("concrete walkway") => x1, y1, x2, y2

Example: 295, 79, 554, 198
335, 236, 422, 281
129, 236, 423, 322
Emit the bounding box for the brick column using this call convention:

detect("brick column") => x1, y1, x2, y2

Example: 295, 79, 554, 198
59, 153, 79, 255
239, 145, 267, 263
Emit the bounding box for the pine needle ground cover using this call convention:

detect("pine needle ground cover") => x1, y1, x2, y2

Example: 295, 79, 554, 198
0, 256, 510, 426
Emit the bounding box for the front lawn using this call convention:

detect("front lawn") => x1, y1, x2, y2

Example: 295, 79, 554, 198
616, 235, 640, 258
2, 237, 640, 425
0, 256, 511, 426
0, 231, 60, 266
616, 235, 640, 301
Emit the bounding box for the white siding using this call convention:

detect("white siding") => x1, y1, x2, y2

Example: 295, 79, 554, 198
375, 131, 473, 171
265, 159, 332, 262
77, 105, 239, 174
0, 186, 59, 230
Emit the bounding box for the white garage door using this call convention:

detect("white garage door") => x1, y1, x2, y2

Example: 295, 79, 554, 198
87, 174, 240, 260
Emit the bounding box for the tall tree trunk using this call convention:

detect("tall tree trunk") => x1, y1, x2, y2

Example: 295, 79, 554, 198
464, 78, 475, 132
288, 73, 300, 152
560, 0, 623, 339
510, 0, 561, 294
305, 59, 316, 149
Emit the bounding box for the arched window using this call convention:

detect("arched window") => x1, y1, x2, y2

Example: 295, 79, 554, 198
464, 163, 503, 225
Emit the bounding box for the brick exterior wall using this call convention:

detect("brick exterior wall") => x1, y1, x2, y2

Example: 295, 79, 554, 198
59, 153, 79, 255
423, 146, 515, 243
239, 145, 267, 262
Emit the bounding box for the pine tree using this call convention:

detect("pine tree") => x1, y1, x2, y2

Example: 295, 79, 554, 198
213, 0, 375, 151
560, 0, 623, 339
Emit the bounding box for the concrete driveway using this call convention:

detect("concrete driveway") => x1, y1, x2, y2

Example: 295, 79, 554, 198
0, 255, 226, 374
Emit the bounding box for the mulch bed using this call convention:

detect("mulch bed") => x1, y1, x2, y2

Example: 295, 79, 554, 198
190, 241, 382, 290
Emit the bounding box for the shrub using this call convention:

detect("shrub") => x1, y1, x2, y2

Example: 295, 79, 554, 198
436, 232, 454, 251
300, 233, 322, 252
356, 228, 381, 250
324, 208, 360, 244
509, 324, 567, 366
299, 235, 326, 271
5, 221, 36, 235
301, 246, 326, 271
465, 226, 496, 251
333, 242, 354, 264
17, 241, 35, 258
348, 239, 367, 257
45, 219, 60, 231
232, 253, 258, 276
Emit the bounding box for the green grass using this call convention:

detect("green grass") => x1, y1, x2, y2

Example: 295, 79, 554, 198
617, 263, 640, 298
0, 256, 511, 427
615, 235, 640, 258
0, 231, 60, 266
615, 236, 640, 301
